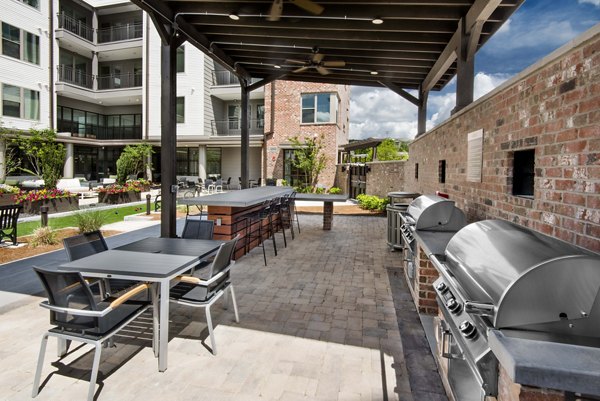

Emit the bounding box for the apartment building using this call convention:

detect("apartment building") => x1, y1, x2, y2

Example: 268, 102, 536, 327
1, 0, 349, 187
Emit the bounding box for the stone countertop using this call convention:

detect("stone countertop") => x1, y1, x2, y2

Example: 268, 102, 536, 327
413, 230, 458, 257
178, 186, 293, 207
294, 194, 349, 202
489, 330, 600, 395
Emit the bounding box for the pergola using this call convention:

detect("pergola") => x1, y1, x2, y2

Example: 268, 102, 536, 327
128, 0, 523, 237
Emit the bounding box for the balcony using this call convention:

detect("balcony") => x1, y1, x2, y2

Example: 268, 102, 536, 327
57, 119, 142, 140
97, 72, 142, 90
57, 64, 93, 89
98, 22, 143, 43
211, 119, 264, 136
57, 13, 94, 42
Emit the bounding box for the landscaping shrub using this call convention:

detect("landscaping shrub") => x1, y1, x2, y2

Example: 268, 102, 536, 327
29, 226, 58, 247
356, 194, 389, 212
329, 187, 341, 194
314, 186, 326, 194
73, 209, 105, 233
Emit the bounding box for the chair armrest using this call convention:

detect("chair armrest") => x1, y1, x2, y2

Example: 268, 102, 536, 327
109, 283, 150, 308
175, 270, 228, 286
39, 300, 106, 317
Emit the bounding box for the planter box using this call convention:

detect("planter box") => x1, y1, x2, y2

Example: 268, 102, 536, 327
0, 194, 17, 207
20, 196, 79, 214
98, 191, 141, 204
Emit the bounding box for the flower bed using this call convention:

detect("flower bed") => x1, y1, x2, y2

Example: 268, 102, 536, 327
15, 189, 79, 214
0, 184, 19, 206
98, 191, 141, 204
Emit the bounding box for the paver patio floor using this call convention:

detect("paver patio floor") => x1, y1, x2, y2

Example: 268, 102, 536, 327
0, 215, 447, 401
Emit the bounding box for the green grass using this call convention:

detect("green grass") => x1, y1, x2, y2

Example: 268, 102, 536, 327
18, 204, 148, 237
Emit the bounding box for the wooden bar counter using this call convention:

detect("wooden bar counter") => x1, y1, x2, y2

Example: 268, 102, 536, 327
179, 186, 293, 258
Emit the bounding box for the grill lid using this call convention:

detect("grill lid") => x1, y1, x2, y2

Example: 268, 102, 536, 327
406, 195, 466, 231
444, 220, 600, 335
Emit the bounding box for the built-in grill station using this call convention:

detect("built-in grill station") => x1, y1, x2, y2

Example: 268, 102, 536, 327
429, 219, 600, 401
399, 195, 466, 299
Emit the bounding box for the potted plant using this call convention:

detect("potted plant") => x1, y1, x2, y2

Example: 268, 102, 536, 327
15, 188, 78, 214
0, 184, 19, 206
98, 182, 142, 204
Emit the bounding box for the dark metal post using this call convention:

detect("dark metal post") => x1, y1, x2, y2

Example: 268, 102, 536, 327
146, 194, 151, 215
454, 19, 474, 114
417, 87, 428, 136
160, 34, 178, 237
240, 80, 250, 189
40, 206, 49, 227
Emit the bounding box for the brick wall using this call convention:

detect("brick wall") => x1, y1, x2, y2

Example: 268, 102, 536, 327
264, 80, 350, 188
406, 27, 600, 253
366, 160, 406, 197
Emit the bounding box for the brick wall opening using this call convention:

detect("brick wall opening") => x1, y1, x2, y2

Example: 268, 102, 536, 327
512, 149, 535, 197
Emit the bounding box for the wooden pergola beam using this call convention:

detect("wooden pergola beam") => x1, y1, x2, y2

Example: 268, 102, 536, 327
379, 81, 419, 107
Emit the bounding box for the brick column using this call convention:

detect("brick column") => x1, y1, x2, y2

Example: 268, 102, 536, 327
323, 201, 333, 230
416, 245, 439, 314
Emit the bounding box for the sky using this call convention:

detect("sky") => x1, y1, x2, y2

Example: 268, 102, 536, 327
349, 0, 600, 141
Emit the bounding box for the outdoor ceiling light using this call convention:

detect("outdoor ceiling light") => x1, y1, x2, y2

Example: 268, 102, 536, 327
370, 71, 378, 75
371, 17, 384, 25
229, 13, 240, 20
274, 64, 281, 69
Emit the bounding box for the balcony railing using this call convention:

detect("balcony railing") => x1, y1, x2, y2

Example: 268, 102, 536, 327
213, 70, 239, 86
211, 119, 264, 136
98, 22, 143, 43
58, 120, 142, 140
97, 72, 142, 90
57, 13, 94, 42
57, 65, 94, 89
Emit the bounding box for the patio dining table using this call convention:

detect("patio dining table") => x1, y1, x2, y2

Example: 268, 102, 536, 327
60, 238, 224, 372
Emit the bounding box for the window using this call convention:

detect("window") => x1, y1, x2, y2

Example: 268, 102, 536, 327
176, 97, 185, 123
24, 31, 39, 64
176, 46, 185, 73
2, 84, 39, 120
284, 149, 308, 186
228, 105, 239, 129
207, 148, 221, 177
2, 84, 20, 117
18, 0, 40, 8
2, 23, 20, 59
176, 147, 199, 175
512, 149, 535, 197
1, 23, 39, 64
414, 163, 419, 180
256, 104, 265, 128
438, 160, 446, 184
301, 93, 337, 124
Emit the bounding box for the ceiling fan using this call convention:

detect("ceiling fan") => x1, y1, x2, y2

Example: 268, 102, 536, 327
285, 48, 346, 75
267, 0, 324, 22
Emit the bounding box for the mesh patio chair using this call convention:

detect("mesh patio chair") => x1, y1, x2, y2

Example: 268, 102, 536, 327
63, 231, 137, 296
181, 219, 215, 240
270, 197, 287, 248
243, 200, 277, 266
32, 266, 152, 401
279, 194, 295, 240
169, 235, 240, 355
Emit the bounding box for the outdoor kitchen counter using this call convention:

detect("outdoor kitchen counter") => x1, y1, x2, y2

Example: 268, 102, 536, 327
178, 186, 293, 257
489, 330, 600, 395
413, 230, 458, 257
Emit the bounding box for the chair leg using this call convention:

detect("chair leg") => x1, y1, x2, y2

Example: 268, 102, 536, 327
269, 216, 278, 256
88, 343, 102, 401
32, 333, 49, 398
287, 210, 295, 240
230, 285, 240, 323
259, 223, 267, 266
294, 205, 301, 233
280, 212, 287, 247
205, 306, 217, 355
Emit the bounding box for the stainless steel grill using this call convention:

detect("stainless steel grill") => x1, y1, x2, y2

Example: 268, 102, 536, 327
430, 219, 600, 401
399, 195, 466, 289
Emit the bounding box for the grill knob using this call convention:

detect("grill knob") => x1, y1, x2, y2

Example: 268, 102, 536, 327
446, 298, 461, 313
436, 282, 449, 294
459, 321, 477, 339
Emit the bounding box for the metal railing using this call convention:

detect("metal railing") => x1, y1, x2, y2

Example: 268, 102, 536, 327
57, 65, 94, 89
97, 72, 142, 90
57, 120, 142, 140
98, 22, 143, 43
57, 13, 94, 42
212, 70, 239, 86
210, 119, 264, 136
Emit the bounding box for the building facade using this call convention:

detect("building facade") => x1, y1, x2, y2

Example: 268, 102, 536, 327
0, 0, 349, 186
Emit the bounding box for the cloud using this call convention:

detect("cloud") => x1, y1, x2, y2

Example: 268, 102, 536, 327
349, 72, 511, 140
579, 0, 600, 6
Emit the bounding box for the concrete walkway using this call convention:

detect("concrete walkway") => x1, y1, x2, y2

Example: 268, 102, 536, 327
0, 214, 447, 401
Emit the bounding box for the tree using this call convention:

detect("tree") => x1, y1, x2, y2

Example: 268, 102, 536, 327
290, 134, 328, 191
376, 138, 403, 161
0, 125, 20, 180
14, 128, 65, 189
116, 143, 153, 184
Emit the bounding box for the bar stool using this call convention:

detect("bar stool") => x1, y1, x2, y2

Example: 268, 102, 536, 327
270, 197, 287, 248
244, 200, 277, 266
289, 191, 300, 234
279, 194, 295, 240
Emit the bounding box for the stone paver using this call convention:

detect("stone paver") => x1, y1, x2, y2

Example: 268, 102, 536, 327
0, 214, 446, 401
